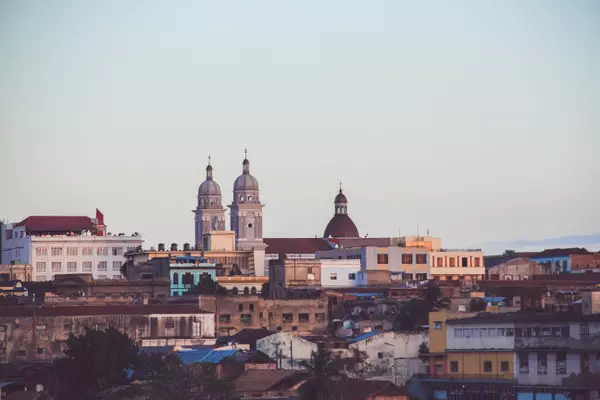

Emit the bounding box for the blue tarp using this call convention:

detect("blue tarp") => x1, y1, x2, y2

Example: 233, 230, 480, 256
482, 297, 506, 303
175, 348, 238, 365
347, 331, 382, 344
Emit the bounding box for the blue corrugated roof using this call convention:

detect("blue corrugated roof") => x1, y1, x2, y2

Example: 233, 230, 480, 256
176, 348, 213, 365
175, 348, 239, 365
347, 293, 382, 297
482, 297, 506, 303
139, 346, 174, 355
347, 331, 382, 344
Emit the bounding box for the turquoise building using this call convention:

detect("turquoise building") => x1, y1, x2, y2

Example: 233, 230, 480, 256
170, 255, 217, 296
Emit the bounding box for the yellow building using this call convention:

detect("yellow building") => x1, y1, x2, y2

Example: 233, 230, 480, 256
428, 250, 485, 281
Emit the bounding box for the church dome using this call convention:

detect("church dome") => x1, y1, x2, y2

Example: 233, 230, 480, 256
234, 157, 259, 191
198, 164, 222, 196
323, 186, 359, 238
324, 214, 359, 238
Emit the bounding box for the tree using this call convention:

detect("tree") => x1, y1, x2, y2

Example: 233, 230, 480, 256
469, 298, 487, 312
424, 281, 441, 311
260, 282, 270, 299
503, 249, 516, 256
54, 328, 138, 399
418, 342, 430, 363
188, 275, 228, 295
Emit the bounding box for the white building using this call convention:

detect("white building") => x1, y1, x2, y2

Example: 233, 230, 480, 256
320, 259, 361, 288
257, 331, 317, 370
347, 330, 428, 386
1, 210, 143, 281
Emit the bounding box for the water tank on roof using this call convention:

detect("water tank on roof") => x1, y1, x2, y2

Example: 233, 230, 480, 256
171, 243, 178, 251
158, 243, 165, 252
183, 243, 190, 251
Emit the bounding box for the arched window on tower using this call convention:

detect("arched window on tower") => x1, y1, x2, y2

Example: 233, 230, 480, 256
239, 194, 244, 202
172, 273, 179, 285
202, 199, 207, 208
210, 199, 215, 206
248, 195, 253, 202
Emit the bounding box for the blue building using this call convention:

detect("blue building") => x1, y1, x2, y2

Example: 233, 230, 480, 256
170, 255, 217, 296
529, 248, 589, 274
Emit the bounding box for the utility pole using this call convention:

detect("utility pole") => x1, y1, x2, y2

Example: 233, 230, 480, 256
290, 340, 294, 370
32, 294, 37, 360
274, 342, 281, 369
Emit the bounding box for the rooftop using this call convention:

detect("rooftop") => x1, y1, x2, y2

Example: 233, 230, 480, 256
447, 311, 600, 325
14, 215, 95, 234
263, 238, 332, 255
0, 304, 210, 318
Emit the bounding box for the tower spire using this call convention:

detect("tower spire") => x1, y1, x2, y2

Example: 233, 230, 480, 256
206, 154, 213, 179
339, 180, 343, 192
242, 148, 250, 174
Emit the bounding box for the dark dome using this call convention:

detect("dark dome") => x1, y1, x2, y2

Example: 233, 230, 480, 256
323, 214, 359, 238
334, 190, 347, 204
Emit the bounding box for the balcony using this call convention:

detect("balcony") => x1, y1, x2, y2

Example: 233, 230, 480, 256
414, 373, 516, 382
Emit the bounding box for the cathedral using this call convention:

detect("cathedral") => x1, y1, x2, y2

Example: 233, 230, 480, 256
194, 151, 360, 252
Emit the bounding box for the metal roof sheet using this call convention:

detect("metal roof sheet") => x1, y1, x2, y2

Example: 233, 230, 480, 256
347, 331, 382, 344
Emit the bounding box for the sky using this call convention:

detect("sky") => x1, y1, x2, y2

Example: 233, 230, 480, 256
1, 1, 599, 254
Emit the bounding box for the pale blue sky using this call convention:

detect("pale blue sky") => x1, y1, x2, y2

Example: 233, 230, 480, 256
1, 1, 599, 253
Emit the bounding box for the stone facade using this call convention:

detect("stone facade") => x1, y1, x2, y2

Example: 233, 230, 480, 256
269, 259, 322, 298
0, 305, 214, 362
486, 257, 545, 280
198, 295, 328, 336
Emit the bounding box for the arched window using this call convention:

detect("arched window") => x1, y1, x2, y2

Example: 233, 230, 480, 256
210, 199, 215, 206
239, 194, 244, 202
202, 199, 207, 207
251, 287, 257, 295
232, 287, 238, 295
248, 195, 253, 201
244, 287, 250, 295
172, 272, 179, 285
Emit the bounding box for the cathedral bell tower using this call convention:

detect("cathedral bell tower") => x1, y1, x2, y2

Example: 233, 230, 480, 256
193, 156, 226, 249
228, 149, 265, 250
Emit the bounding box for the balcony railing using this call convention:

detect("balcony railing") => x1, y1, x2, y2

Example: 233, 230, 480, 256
414, 373, 516, 382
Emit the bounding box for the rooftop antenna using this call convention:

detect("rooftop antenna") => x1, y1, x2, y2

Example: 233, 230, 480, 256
244, 148, 248, 159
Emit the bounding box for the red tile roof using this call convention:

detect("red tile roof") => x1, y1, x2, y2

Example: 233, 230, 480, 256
263, 238, 332, 255
15, 216, 95, 234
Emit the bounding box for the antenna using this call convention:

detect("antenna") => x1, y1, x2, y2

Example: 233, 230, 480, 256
244, 148, 248, 159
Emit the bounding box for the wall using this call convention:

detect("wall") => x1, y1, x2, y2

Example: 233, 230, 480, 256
571, 254, 600, 273
199, 295, 328, 335
428, 250, 485, 280
581, 291, 600, 315
320, 260, 361, 288
446, 351, 515, 379
530, 256, 570, 274
516, 351, 580, 386
1, 225, 31, 264
204, 231, 236, 252
0, 264, 33, 281
428, 312, 448, 354
446, 322, 516, 350
256, 332, 317, 370
487, 258, 545, 280
348, 331, 427, 385
0, 310, 214, 362
216, 276, 268, 295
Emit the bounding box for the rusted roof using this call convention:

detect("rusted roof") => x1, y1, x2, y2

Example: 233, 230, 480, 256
323, 214, 359, 239
0, 304, 210, 318
15, 216, 95, 234
264, 238, 332, 255
533, 248, 590, 258
233, 369, 298, 392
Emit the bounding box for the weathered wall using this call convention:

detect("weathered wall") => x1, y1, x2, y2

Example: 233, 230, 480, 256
256, 332, 317, 370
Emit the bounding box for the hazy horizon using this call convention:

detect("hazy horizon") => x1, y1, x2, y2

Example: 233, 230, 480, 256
1, 1, 599, 254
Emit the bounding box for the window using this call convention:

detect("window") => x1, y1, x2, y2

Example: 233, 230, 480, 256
416, 273, 428, 280
483, 361, 492, 373
474, 257, 481, 267
35, 275, 46, 282
82, 261, 92, 272
581, 323, 590, 337
449, 257, 456, 267
401, 254, 413, 264
67, 262, 77, 272
378, 352, 385, 359
97, 261, 107, 271
249, 304, 255, 312
561, 327, 570, 337
244, 287, 250, 295
172, 273, 179, 285
37, 348, 47, 355
506, 328, 514, 337
113, 261, 121, 271
182, 273, 194, 285
51, 247, 63, 256
315, 313, 326, 322
36, 262, 46, 272
330, 272, 337, 281
537, 353, 548, 374
82, 247, 93, 256
112, 247, 123, 256
51, 262, 61, 272
308, 273, 315, 280
556, 352, 567, 374
283, 313, 293, 323
67, 247, 78, 256
462, 257, 468, 267
377, 254, 389, 264
97, 247, 108, 256
450, 361, 459, 372
238, 304, 244, 312
35, 247, 48, 256
437, 257, 444, 267
501, 361, 509, 372
241, 314, 252, 323
112, 275, 122, 280
247, 195, 253, 201
251, 287, 257, 295
165, 322, 175, 329
434, 321, 442, 330
97, 275, 107, 280
299, 313, 309, 323
515, 328, 523, 337
541, 327, 551, 337
348, 273, 356, 280
416, 254, 427, 264
219, 315, 231, 323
